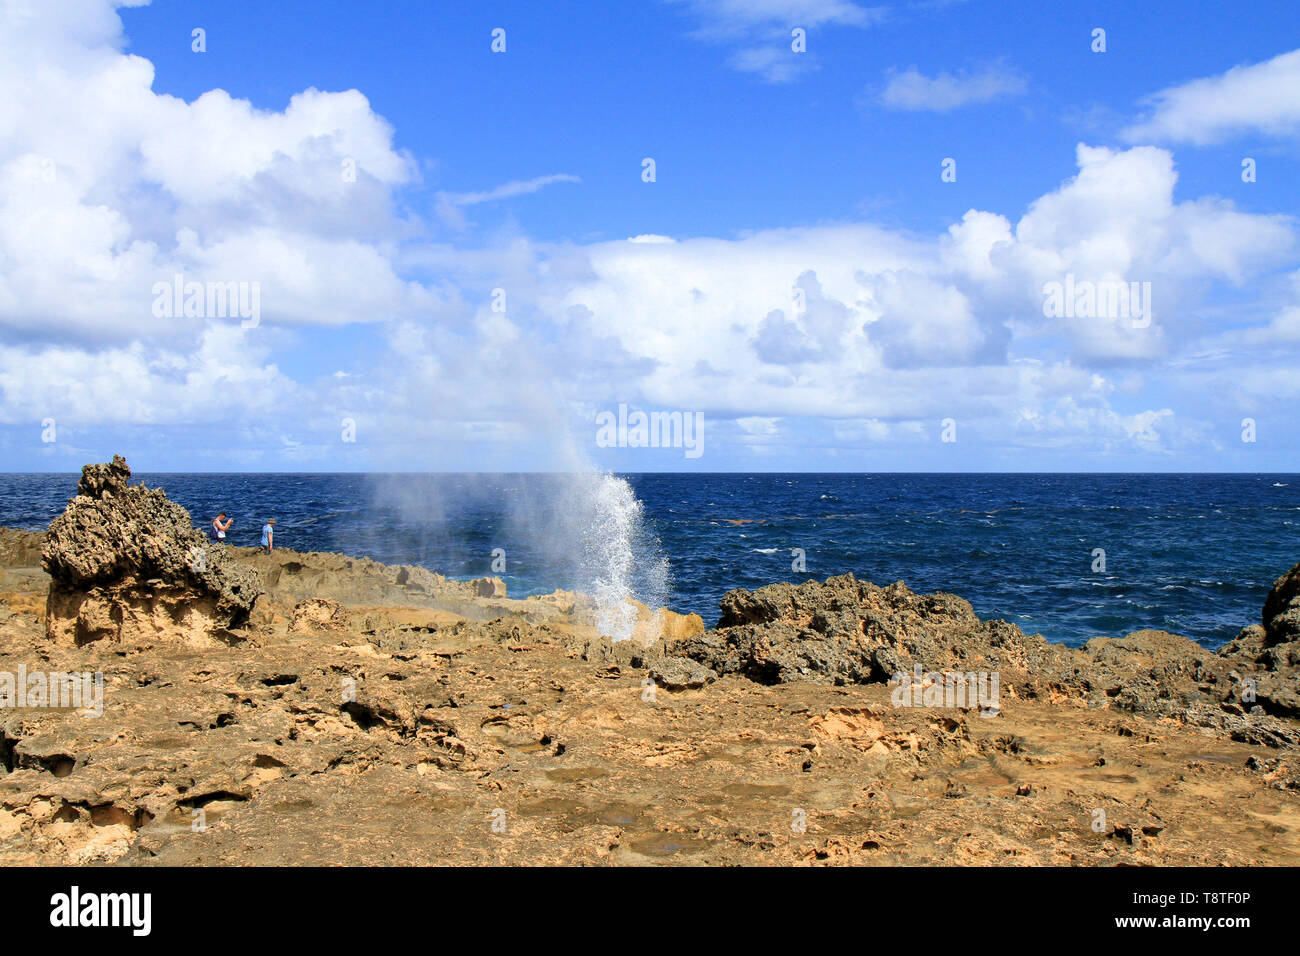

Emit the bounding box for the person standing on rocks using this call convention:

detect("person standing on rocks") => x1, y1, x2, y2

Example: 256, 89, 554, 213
210, 512, 232, 543
261, 518, 276, 553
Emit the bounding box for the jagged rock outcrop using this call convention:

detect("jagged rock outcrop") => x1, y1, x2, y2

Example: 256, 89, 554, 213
648, 656, 717, 690
234, 548, 700, 643
670, 574, 1075, 686
670, 571, 1300, 748
1206, 561, 1300, 727
469, 576, 507, 598
1263, 562, 1300, 646
41, 455, 263, 646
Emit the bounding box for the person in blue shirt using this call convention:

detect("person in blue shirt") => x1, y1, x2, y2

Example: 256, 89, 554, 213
261, 519, 276, 553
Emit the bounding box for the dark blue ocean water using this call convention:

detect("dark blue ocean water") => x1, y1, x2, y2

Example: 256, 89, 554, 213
2, 472, 1297, 650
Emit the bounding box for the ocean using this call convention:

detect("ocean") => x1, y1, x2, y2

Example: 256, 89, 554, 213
3, 471, 1296, 650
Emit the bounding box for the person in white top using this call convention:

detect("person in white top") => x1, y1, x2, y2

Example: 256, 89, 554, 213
211, 512, 232, 542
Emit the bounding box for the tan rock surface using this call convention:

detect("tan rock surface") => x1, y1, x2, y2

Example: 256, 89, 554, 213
0, 463, 1295, 866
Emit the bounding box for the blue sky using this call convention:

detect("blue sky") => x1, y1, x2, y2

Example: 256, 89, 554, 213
1, 0, 1299, 471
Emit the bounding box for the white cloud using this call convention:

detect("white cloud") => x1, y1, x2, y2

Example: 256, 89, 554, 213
548, 142, 1295, 454
665, 0, 885, 82
0, 324, 294, 425
1123, 48, 1300, 145
435, 174, 581, 230
671, 0, 883, 36
0, 0, 429, 347
139, 87, 414, 206
4, 0, 1299, 469
437, 174, 581, 208
878, 64, 1027, 111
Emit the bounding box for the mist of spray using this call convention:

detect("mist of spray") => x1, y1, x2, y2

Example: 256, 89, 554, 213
364, 288, 672, 639
568, 472, 670, 642
364, 469, 671, 642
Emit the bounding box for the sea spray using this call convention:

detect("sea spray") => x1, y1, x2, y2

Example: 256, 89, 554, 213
573, 473, 670, 641
364, 471, 670, 641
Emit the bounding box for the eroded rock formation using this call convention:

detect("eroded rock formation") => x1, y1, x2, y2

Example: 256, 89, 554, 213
669, 571, 1300, 748
41, 455, 263, 646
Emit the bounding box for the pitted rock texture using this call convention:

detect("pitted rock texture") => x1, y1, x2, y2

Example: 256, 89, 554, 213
0, 523, 1297, 864
1263, 562, 1300, 648
671, 572, 1300, 749
671, 574, 1074, 686
0, 566, 1296, 866
41, 456, 262, 645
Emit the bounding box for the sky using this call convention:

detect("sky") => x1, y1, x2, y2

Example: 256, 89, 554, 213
1, 0, 1299, 472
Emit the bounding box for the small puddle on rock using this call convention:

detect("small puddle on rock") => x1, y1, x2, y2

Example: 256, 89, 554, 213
518, 798, 585, 818
514, 799, 649, 832
480, 722, 548, 752
544, 767, 607, 783
593, 807, 642, 827
721, 782, 791, 798
1095, 772, 1140, 784
626, 832, 710, 858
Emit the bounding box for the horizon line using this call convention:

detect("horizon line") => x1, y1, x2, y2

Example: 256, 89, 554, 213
4, 470, 1300, 477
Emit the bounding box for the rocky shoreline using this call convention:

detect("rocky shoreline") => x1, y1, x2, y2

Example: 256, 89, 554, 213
0, 458, 1296, 865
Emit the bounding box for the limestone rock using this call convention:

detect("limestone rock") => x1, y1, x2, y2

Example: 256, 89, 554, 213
290, 598, 347, 633
648, 656, 716, 690
673, 573, 1072, 686
41, 455, 263, 646
1, 525, 1299, 865
1263, 561, 1300, 646
469, 577, 507, 598
0, 528, 44, 568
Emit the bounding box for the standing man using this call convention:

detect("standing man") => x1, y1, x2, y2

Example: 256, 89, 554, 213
261, 518, 276, 553
211, 512, 233, 542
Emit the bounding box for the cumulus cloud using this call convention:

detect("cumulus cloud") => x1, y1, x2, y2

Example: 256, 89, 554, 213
1123, 48, 1300, 144
552, 142, 1295, 458
0, 0, 427, 347
4, 0, 1300, 470
0, 324, 295, 426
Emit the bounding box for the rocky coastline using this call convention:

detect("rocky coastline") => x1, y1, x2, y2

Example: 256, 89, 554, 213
0, 457, 1296, 865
